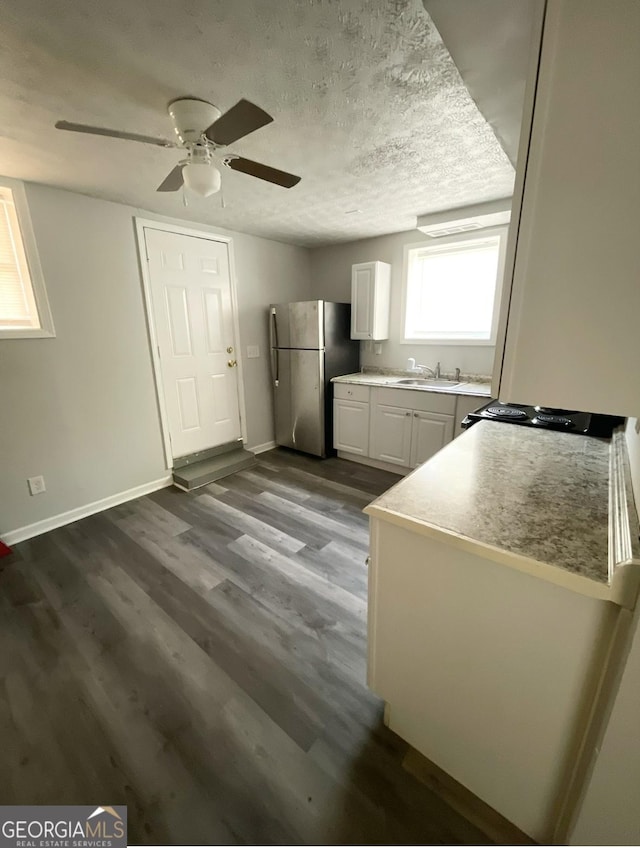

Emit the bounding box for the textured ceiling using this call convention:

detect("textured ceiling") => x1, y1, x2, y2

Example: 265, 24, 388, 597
424, 0, 541, 167
0, 0, 515, 247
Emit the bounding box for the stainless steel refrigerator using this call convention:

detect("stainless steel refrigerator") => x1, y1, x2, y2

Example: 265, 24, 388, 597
269, 300, 359, 457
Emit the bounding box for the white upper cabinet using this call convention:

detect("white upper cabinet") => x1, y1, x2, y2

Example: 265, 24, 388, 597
494, 0, 640, 417
350, 261, 391, 340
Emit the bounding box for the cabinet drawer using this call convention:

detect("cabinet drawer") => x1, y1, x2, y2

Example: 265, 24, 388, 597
375, 386, 456, 415
333, 382, 371, 403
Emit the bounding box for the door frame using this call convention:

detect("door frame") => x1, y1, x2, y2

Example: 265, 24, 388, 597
135, 217, 248, 469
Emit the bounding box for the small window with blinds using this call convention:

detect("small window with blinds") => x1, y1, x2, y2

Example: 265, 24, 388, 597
0, 179, 54, 338
402, 229, 507, 345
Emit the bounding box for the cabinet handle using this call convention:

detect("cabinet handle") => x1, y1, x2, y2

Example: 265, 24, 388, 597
405, 411, 410, 416
414, 412, 418, 417
365, 555, 371, 567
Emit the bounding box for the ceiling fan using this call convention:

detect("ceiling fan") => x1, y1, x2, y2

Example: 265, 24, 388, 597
55, 98, 301, 197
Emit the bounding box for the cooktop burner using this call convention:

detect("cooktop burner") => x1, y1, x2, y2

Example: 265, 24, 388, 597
533, 413, 573, 427
534, 406, 578, 415
486, 406, 528, 419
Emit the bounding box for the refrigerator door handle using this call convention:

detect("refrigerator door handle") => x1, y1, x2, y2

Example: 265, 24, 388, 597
270, 307, 279, 386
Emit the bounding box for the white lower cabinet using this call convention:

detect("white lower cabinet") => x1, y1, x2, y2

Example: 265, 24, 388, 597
367, 517, 617, 842
333, 382, 371, 456
369, 387, 456, 470
333, 382, 479, 471
370, 404, 413, 466
333, 398, 370, 455
410, 411, 454, 467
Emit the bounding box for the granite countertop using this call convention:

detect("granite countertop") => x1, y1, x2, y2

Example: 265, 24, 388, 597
332, 371, 492, 398
365, 421, 640, 606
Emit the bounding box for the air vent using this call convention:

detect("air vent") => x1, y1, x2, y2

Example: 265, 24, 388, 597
416, 198, 511, 238
424, 223, 482, 239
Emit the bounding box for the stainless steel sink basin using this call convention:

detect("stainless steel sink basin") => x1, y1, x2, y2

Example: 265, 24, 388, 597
394, 378, 461, 388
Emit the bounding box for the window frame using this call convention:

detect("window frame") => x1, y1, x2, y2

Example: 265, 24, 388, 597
400, 225, 509, 346
0, 176, 55, 339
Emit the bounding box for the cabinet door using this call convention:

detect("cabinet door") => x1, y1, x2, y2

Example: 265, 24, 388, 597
370, 403, 412, 467
410, 412, 454, 468
333, 399, 370, 455
495, 0, 640, 416
351, 264, 374, 340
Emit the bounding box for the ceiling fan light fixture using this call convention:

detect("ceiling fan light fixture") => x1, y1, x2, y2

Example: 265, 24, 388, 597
183, 162, 221, 197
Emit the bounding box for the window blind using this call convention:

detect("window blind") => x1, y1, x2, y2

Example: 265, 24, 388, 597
0, 186, 40, 328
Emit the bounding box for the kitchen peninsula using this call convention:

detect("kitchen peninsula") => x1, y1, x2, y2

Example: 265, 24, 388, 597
365, 421, 640, 842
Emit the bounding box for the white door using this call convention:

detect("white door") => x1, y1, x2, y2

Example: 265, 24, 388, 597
144, 228, 241, 459
370, 403, 413, 467
333, 399, 370, 455
410, 412, 454, 468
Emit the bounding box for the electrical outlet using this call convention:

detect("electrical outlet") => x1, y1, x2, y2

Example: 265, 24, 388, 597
247, 345, 260, 359
28, 475, 46, 496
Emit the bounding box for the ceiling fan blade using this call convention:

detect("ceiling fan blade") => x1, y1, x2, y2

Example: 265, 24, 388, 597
205, 99, 273, 146
224, 156, 300, 188
55, 120, 174, 148
156, 165, 184, 192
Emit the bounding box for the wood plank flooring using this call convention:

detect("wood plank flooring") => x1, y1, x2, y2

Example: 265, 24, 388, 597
0, 449, 491, 845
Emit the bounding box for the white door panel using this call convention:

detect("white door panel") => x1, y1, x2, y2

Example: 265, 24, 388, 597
145, 228, 241, 459
410, 412, 454, 468
333, 399, 370, 455
371, 403, 413, 466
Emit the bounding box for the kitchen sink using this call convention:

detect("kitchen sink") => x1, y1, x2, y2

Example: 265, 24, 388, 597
394, 378, 461, 388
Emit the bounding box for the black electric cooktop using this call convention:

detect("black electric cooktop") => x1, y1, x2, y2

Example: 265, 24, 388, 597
462, 400, 623, 438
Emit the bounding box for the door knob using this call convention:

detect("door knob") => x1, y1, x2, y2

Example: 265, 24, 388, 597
227, 359, 237, 368
227, 346, 234, 354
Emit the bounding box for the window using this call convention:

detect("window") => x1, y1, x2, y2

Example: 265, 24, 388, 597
402, 228, 508, 345
0, 178, 54, 338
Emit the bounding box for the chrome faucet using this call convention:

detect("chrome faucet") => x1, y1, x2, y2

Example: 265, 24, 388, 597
416, 361, 440, 378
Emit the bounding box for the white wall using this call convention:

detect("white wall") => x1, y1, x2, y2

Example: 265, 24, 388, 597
0, 183, 310, 538
309, 229, 496, 377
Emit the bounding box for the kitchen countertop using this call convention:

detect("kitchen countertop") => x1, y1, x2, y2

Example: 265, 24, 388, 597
332, 371, 491, 397
365, 421, 640, 606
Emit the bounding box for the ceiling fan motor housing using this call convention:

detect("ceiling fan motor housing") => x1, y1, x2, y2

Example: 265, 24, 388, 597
168, 98, 220, 145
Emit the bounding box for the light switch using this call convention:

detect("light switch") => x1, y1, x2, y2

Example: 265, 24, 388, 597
247, 345, 260, 359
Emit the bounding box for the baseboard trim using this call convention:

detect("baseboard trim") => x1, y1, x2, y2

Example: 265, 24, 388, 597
402, 747, 536, 845
337, 450, 408, 477
2, 475, 173, 545
248, 440, 277, 455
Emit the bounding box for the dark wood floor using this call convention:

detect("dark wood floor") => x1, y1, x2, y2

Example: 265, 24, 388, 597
0, 449, 490, 845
